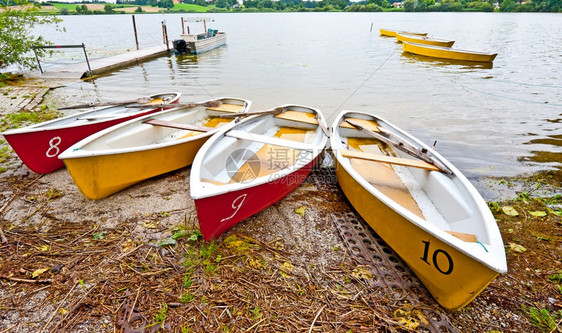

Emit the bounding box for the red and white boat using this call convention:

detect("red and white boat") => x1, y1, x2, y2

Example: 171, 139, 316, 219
2, 92, 180, 174
190, 104, 329, 241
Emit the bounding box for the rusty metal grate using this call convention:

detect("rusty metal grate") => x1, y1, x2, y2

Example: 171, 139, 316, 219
310, 167, 458, 333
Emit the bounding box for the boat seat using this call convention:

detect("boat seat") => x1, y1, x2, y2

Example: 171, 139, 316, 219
347, 137, 425, 219
274, 110, 318, 125
226, 130, 316, 151
446, 230, 477, 243
206, 103, 244, 113
228, 127, 313, 183
340, 149, 440, 172
175, 116, 233, 140
339, 117, 380, 132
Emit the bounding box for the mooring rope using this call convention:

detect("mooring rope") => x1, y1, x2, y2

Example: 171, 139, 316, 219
460, 84, 562, 107
332, 48, 398, 117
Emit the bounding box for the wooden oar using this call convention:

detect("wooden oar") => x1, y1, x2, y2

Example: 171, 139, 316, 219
218, 107, 284, 119
345, 119, 452, 174
58, 97, 153, 110
317, 114, 330, 138
340, 149, 440, 172
124, 100, 221, 109
143, 119, 211, 132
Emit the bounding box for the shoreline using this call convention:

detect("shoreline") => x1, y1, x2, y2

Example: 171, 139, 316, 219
0, 78, 560, 332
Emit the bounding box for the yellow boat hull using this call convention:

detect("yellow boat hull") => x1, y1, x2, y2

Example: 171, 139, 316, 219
380, 29, 427, 37
64, 137, 208, 200
403, 41, 497, 63
396, 33, 455, 47
334, 159, 499, 310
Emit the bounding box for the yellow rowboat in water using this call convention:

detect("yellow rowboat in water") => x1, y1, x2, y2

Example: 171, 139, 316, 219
380, 28, 427, 37
330, 111, 507, 310
396, 32, 455, 47
403, 41, 498, 63
59, 97, 252, 200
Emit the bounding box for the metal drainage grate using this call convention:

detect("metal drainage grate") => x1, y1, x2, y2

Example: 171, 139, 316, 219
310, 167, 458, 333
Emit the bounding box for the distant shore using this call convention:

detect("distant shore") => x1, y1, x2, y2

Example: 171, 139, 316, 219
37, 0, 561, 15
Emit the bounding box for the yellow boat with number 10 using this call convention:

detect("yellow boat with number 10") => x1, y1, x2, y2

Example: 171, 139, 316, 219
331, 110, 507, 310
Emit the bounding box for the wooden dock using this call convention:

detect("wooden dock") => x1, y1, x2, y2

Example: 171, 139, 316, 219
39, 45, 170, 80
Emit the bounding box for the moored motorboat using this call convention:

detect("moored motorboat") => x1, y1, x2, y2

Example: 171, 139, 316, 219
380, 28, 427, 37
190, 105, 329, 241
330, 110, 507, 310
396, 32, 455, 47
173, 30, 227, 54
2, 92, 181, 174
58, 97, 251, 200
403, 41, 498, 63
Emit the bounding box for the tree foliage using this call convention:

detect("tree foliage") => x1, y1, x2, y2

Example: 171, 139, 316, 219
0, 0, 61, 71
403, 0, 417, 11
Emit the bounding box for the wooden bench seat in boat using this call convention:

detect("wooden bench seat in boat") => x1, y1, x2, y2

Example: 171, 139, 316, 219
206, 103, 244, 113
347, 137, 425, 219
226, 130, 316, 151
346, 137, 477, 242
339, 117, 380, 131
202, 127, 313, 185
230, 127, 313, 183
274, 110, 318, 125
144, 117, 233, 140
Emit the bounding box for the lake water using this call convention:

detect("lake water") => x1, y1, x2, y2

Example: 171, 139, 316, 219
36, 12, 561, 181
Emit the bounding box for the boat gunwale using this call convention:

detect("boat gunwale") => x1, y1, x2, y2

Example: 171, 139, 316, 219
380, 28, 428, 36
403, 41, 497, 57
331, 110, 507, 273
396, 32, 455, 44
190, 104, 328, 200
1, 92, 181, 135
57, 97, 251, 160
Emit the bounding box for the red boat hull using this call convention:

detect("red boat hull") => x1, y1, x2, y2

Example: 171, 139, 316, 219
195, 157, 318, 241
3, 103, 178, 174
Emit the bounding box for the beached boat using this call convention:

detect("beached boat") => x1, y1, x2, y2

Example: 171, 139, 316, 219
380, 28, 427, 37
330, 110, 507, 310
403, 41, 498, 63
396, 32, 455, 47
190, 105, 329, 241
58, 97, 251, 200
173, 29, 227, 54
2, 93, 180, 174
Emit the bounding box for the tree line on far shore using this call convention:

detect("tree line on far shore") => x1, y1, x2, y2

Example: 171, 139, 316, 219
40, 0, 562, 14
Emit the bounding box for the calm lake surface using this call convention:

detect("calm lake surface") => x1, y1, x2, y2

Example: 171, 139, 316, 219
37, 12, 561, 184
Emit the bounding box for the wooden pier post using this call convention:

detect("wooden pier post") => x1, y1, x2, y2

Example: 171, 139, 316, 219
132, 15, 139, 50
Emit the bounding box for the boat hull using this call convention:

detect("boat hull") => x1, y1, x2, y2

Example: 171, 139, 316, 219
195, 157, 318, 241
64, 137, 208, 200
396, 33, 454, 47
403, 41, 497, 63
2, 93, 179, 174
335, 159, 499, 310
5, 116, 149, 174
380, 29, 427, 37
189, 32, 227, 54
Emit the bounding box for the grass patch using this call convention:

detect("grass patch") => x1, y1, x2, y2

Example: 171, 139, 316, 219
1, 105, 61, 130
170, 3, 209, 12
522, 306, 562, 332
